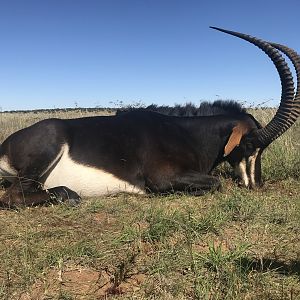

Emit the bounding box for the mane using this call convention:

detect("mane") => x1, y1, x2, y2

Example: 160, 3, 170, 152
116, 100, 247, 117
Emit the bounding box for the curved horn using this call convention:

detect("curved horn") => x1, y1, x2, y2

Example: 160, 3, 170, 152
210, 26, 297, 148
268, 43, 300, 122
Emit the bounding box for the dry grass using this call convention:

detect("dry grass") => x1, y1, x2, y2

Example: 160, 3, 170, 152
0, 108, 299, 300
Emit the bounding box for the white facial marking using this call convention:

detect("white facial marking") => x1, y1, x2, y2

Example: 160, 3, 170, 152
248, 148, 260, 188
43, 144, 144, 197
234, 158, 249, 187
0, 155, 17, 182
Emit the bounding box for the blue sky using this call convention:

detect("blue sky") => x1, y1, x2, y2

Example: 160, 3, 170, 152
0, 0, 299, 111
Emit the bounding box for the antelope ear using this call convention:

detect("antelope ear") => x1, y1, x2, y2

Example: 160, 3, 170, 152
224, 124, 248, 156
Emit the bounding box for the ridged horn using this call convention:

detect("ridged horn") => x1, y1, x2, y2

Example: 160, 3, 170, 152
210, 26, 297, 148
268, 43, 300, 122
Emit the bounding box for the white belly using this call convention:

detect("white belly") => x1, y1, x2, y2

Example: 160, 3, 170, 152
43, 145, 144, 197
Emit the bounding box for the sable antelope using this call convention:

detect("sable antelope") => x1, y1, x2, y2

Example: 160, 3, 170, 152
0, 27, 299, 208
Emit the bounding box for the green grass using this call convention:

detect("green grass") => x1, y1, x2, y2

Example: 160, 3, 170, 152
0, 108, 299, 299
